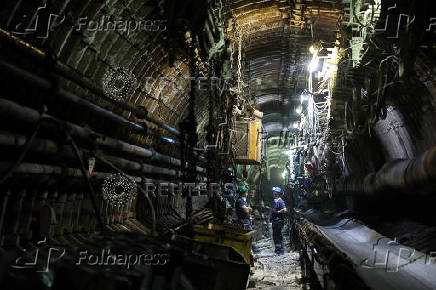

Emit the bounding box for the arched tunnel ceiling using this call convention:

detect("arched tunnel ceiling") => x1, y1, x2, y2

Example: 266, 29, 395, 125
1, 0, 342, 179
1, 0, 342, 139
224, 0, 342, 137
2, 0, 206, 131
223, 0, 343, 182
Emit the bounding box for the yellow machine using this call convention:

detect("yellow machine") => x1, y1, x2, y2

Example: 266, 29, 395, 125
233, 120, 262, 164
192, 224, 255, 264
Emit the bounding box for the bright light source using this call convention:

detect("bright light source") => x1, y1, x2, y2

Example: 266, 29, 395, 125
308, 56, 319, 72
296, 104, 303, 114
309, 45, 317, 55
307, 96, 314, 118
293, 121, 299, 129
300, 93, 308, 103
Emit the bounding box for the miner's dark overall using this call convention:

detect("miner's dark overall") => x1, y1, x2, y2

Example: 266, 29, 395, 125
271, 187, 287, 255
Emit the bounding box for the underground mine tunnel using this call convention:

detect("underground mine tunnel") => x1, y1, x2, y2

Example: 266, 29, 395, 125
0, 0, 435, 289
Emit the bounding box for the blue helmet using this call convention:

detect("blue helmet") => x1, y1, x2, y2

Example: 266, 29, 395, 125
272, 186, 283, 195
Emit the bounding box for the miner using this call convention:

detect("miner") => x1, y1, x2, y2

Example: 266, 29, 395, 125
271, 186, 287, 255
235, 185, 260, 254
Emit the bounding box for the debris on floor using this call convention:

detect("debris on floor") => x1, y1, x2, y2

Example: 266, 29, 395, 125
248, 237, 305, 289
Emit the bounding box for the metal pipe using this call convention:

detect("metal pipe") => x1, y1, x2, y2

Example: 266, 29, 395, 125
0, 28, 181, 137
98, 137, 205, 173
0, 59, 206, 162
0, 132, 185, 178
0, 162, 82, 176
0, 162, 177, 187
104, 155, 178, 177
0, 98, 205, 173
336, 147, 436, 195
0, 59, 178, 145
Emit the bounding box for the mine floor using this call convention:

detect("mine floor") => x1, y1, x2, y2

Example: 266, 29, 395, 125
248, 236, 305, 289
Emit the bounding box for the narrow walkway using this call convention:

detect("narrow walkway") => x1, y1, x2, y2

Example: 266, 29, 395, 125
248, 237, 305, 289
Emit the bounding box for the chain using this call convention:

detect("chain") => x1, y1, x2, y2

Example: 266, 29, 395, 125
232, 13, 266, 108
235, 24, 249, 109
237, 33, 243, 94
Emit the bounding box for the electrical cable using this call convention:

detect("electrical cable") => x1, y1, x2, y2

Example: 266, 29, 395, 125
70, 137, 106, 232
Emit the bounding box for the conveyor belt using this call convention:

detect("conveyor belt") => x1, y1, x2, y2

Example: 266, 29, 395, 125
299, 212, 436, 290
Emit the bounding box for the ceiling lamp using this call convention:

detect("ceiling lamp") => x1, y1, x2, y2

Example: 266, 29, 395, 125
300, 92, 309, 103
308, 56, 319, 72
293, 121, 299, 129
296, 104, 303, 114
